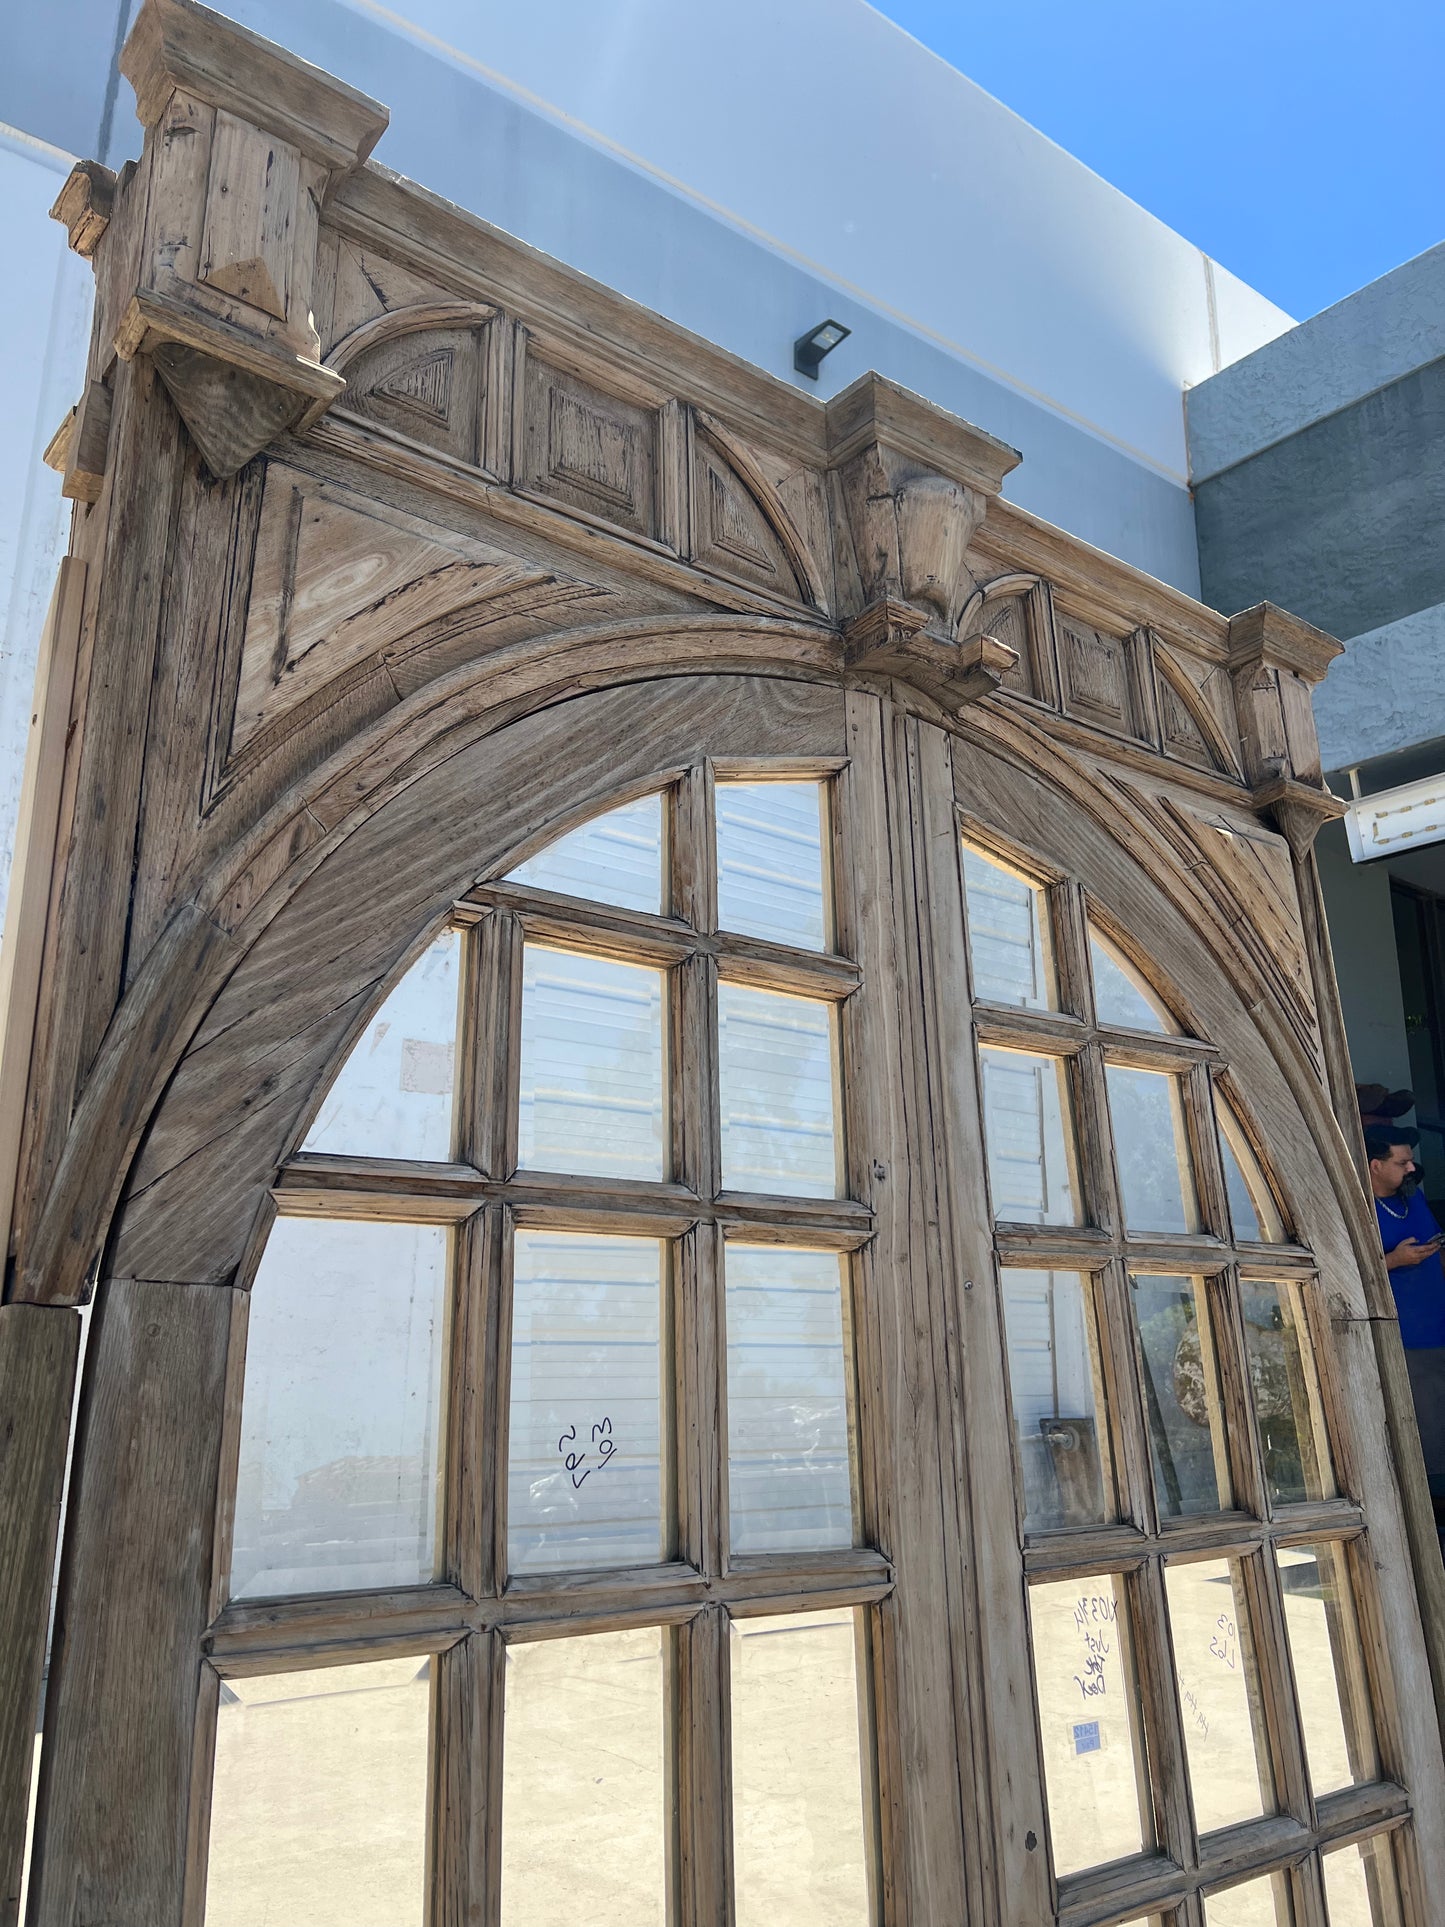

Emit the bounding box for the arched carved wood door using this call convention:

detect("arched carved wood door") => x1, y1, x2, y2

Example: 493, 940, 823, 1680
8, 9, 1444, 1923
27, 677, 1445, 1927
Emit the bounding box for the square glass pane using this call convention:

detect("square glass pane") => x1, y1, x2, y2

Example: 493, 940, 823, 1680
1218, 1103, 1287, 1243
304, 929, 460, 1160
1130, 1274, 1232, 1517
716, 780, 829, 950
1107, 1065, 1199, 1234
1029, 1575, 1150, 1875
205, 1656, 430, 1927
508, 1231, 665, 1575
1000, 1268, 1114, 1531
1164, 1557, 1273, 1832
501, 1628, 667, 1927
962, 843, 1055, 1009
1242, 1281, 1335, 1506
517, 945, 665, 1181
730, 1609, 871, 1927
1322, 1833, 1403, 1926
1090, 929, 1179, 1033
726, 1246, 854, 1553
1276, 1542, 1379, 1794
979, 1046, 1082, 1226
506, 793, 663, 914
1205, 1872, 1295, 1926
230, 1218, 448, 1601
718, 982, 839, 1197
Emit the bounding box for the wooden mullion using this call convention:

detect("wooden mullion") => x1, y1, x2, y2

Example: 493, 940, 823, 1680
1095, 1033, 1222, 1073
672, 762, 716, 934
1073, 1040, 1123, 1241
1188, 1063, 1233, 1245
179, 1663, 221, 1927
1212, 1263, 1270, 1521
676, 1604, 730, 1927
433, 1630, 491, 1927
1049, 878, 1095, 1025
459, 1207, 504, 1599
515, 907, 693, 970
1290, 1850, 1330, 1927
491, 1211, 518, 1591
710, 934, 859, 1001
1251, 1536, 1317, 1834
677, 1222, 724, 1579
483, 912, 524, 1180
1101, 1254, 1161, 1537
478, 1629, 507, 1927
1133, 1555, 1197, 1873
973, 1003, 1089, 1056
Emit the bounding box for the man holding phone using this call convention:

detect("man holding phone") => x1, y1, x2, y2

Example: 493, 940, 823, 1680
1367, 1125, 1445, 1526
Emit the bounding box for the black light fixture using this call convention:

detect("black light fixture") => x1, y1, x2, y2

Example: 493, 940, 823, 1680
793, 318, 851, 380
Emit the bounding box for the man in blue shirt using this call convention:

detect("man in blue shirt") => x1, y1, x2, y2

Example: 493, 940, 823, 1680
1367, 1125, 1445, 1512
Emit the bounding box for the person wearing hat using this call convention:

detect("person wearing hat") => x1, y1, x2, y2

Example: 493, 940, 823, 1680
1365, 1120, 1445, 1525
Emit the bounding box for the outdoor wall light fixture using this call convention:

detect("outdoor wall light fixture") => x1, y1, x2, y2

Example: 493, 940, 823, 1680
793, 319, 851, 379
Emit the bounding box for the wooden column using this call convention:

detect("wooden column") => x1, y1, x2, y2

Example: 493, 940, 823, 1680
0, 1305, 80, 1927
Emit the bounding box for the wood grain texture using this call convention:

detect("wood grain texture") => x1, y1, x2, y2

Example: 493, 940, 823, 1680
0, 1305, 79, 1927
27, 1278, 233, 1927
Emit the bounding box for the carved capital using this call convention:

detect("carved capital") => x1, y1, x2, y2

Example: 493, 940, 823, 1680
1227, 601, 1344, 790
61, 0, 389, 477
826, 373, 1019, 637
844, 600, 1019, 714
1252, 775, 1347, 862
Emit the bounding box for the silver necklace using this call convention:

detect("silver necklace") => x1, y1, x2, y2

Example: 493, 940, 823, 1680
1378, 1194, 1409, 1221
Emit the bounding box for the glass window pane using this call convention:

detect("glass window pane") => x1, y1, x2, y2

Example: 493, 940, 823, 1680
962, 843, 1055, 1009
205, 1656, 430, 1927
716, 780, 829, 950
1277, 1542, 1379, 1794
1091, 929, 1179, 1033
508, 1231, 664, 1575
1107, 1065, 1199, 1234
730, 1609, 871, 1927
230, 1219, 448, 1601
1164, 1557, 1273, 1832
1205, 1872, 1295, 1926
979, 1046, 1082, 1226
501, 1628, 666, 1927
1219, 1103, 1287, 1243
1130, 1274, 1232, 1517
517, 945, 665, 1181
1243, 1281, 1336, 1506
1323, 1833, 1403, 1927
507, 793, 663, 914
726, 1246, 854, 1553
303, 929, 460, 1160
1000, 1269, 1114, 1531
1029, 1575, 1150, 1875
719, 983, 839, 1197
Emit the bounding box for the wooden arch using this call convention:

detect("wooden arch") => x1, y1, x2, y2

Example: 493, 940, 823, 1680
6, 3, 1445, 1924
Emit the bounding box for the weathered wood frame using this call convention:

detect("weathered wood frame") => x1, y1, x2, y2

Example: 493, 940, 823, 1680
3, 3, 1443, 1924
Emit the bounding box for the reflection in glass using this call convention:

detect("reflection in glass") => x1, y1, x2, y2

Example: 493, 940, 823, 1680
1276, 1543, 1379, 1795
507, 793, 663, 914
304, 929, 460, 1161
979, 1046, 1081, 1226
501, 1628, 667, 1927
230, 1219, 448, 1600
961, 844, 1055, 1009
1000, 1269, 1113, 1531
1218, 1104, 1287, 1243
1164, 1557, 1273, 1832
1029, 1575, 1149, 1875
205, 1656, 430, 1927
730, 1610, 871, 1927
1090, 929, 1178, 1034
1106, 1066, 1198, 1234
726, 1247, 853, 1554
508, 1232, 664, 1574
1130, 1275, 1231, 1517
1204, 1872, 1295, 1926
719, 983, 839, 1197
1322, 1833, 1403, 1926
1242, 1282, 1335, 1506
716, 781, 829, 951
517, 946, 665, 1181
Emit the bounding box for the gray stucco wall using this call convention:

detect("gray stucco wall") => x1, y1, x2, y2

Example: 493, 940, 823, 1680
1193, 355, 1445, 645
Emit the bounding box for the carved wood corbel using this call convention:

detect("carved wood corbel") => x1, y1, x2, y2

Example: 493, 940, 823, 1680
826, 372, 1022, 712
1228, 602, 1346, 856
55, 0, 389, 478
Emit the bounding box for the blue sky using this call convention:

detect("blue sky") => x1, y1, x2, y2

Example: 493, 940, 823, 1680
870, 0, 1444, 322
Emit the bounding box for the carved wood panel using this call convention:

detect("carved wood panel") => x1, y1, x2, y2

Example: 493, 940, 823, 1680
517, 345, 663, 543
341, 323, 489, 467
1056, 613, 1153, 741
